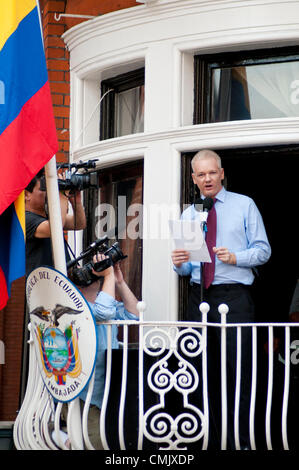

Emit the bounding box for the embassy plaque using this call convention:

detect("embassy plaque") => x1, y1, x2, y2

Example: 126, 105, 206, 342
26, 266, 97, 402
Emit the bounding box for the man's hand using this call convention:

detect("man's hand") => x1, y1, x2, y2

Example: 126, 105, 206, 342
68, 190, 83, 207
114, 262, 124, 285
93, 253, 115, 299
213, 247, 236, 265
92, 253, 113, 278
58, 172, 86, 230
171, 249, 190, 268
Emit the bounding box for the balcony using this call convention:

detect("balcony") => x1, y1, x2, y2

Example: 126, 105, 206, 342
13, 302, 299, 451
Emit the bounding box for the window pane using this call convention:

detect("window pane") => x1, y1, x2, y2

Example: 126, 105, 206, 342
211, 61, 299, 122
87, 163, 143, 301
115, 85, 144, 137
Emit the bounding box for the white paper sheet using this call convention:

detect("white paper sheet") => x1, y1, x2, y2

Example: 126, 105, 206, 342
169, 219, 211, 263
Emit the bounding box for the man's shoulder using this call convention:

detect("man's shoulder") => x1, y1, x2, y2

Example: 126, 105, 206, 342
26, 210, 47, 222
224, 190, 254, 205
25, 211, 47, 236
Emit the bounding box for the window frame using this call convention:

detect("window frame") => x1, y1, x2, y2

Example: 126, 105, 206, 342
83, 160, 144, 301
100, 68, 145, 140
194, 46, 299, 124
179, 144, 299, 321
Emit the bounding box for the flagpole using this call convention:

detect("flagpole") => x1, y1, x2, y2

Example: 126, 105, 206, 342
44, 157, 67, 275
35, 1, 67, 276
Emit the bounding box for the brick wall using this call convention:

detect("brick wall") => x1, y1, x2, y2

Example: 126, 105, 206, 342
0, 278, 25, 421
41, 0, 69, 163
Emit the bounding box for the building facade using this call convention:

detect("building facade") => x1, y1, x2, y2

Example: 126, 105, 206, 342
1, 0, 298, 446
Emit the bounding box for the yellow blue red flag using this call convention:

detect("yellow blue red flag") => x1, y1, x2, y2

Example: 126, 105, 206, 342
0, 193, 25, 309
0, 0, 58, 309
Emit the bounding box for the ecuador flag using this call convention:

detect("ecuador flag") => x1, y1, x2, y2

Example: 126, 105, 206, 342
0, 0, 58, 309
0, 193, 25, 310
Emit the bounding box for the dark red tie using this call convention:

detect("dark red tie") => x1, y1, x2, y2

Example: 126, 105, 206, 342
203, 200, 217, 289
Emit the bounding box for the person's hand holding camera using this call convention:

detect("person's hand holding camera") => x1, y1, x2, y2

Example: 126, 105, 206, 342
92, 253, 116, 299
92, 253, 113, 278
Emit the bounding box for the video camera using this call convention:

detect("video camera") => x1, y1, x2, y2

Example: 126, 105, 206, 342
40, 160, 98, 193
67, 236, 127, 287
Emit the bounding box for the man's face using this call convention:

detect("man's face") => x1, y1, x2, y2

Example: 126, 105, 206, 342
192, 157, 224, 198
25, 180, 46, 213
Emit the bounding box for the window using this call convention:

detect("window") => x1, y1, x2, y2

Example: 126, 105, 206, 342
84, 161, 143, 301
194, 47, 299, 123
100, 68, 145, 140
180, 145, 299, 321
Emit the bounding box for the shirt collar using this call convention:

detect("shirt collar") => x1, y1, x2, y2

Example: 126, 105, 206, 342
215, 186, 226, 203
200, 186, 226, 203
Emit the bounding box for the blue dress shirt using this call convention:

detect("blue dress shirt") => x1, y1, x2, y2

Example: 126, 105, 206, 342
80, 291, 138, 409
174, 187, 271, 286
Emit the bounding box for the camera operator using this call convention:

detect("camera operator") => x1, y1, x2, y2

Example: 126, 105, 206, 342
25, 169, 86, 277
77, 253, 139, 450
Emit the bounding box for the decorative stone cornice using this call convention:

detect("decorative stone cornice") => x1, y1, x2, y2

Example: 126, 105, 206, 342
63, 0, 299, 53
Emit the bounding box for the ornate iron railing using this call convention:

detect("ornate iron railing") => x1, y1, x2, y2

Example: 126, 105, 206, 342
13, 302, 299, 451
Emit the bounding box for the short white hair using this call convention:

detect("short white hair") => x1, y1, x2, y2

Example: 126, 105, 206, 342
191, 149, 222, 171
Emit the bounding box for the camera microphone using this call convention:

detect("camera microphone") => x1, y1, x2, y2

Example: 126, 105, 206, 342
193, 196, 214, 231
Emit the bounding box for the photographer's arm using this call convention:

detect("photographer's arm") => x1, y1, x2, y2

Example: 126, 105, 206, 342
90, 260, 116, 321
92, 254, 115, 299
114, 264, 139, 316
64, 190, 86, 231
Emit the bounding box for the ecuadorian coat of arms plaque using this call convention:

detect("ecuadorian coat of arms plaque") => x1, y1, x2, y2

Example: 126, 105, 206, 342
26, 266, 97, 402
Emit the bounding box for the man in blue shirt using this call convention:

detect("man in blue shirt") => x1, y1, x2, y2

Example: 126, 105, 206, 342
78, 255, 139, 449
172, 149, 271, 288
171, 149, 271, 450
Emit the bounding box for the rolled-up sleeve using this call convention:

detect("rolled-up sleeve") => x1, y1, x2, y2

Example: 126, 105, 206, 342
115, 301, 139, 321
90, 291, 139, 322
91, 291, 117, 321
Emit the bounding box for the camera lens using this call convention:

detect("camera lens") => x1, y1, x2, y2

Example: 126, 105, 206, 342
105, 243, 127, 263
